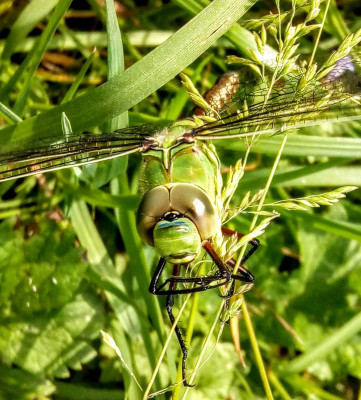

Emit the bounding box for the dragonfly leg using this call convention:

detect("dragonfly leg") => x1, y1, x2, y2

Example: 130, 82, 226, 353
149, 260, 230, 386
218, 258, 255, 301
221, 226, 259, 292
203, 240, 254, 283
166, 264, 195, 387
204, 235, 256, 300
149, 258, 230, 296
166, 294, 195, 387
149, 257, 167, 295
149, 261, 195, 386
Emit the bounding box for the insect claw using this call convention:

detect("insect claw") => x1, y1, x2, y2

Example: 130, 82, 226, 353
219, 316, 230, 325
218, 292, 233, 299
183, 380, 196, 388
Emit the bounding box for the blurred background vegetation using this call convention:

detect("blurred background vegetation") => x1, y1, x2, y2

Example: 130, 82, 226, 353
0, 0, 361, 399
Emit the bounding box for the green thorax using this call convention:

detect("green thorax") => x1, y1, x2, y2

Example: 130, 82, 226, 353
138, 123, 218, 201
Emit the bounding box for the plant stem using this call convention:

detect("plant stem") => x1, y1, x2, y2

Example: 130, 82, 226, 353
238, 134, 289, 400
308, 0, 331, 68
242, 300, 274, 400
269, 371, 292, 400
181, 302, 225, 399
234, 134, 288, 270
283, 308, 361, 374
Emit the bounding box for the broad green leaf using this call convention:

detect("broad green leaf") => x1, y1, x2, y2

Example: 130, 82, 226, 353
0, 363, 54, 400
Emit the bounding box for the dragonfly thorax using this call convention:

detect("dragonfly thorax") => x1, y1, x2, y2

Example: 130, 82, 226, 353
136, 183, 220, 264
152, 120, 199, 150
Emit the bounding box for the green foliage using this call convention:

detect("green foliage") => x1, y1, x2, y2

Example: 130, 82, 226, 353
0, 0, 361, 399
0, 219, 87, 313
0, 218, 104, 398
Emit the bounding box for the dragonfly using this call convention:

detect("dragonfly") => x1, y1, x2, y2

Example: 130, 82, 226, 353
0, 59, 361, 386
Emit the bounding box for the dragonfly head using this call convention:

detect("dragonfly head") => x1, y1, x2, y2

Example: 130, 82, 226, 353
136, 183, 220, 265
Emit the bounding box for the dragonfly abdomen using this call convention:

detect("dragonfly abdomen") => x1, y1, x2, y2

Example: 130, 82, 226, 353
194, 71, 240, 116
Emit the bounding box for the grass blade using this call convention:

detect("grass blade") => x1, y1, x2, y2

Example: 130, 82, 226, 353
0, 0, 258, 144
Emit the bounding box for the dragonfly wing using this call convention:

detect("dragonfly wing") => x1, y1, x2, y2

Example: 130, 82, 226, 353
0, 124, 160, 182
192, 61, 361, 141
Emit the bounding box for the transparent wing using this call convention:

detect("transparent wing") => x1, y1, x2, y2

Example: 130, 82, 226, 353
0, 124, 161, 182
192, 60, 361, 140
2, 60, 361, 183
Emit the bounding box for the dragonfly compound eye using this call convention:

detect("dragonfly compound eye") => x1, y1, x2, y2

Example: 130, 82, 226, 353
168, 183, 220, 240
136, 183, 220, 263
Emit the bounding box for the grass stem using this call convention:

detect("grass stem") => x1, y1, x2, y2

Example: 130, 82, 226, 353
308, 0, 331, 68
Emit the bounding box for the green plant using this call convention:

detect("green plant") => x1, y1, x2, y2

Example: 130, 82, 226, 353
0, 1, 361, 399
